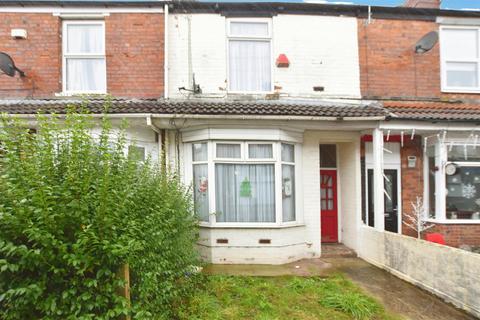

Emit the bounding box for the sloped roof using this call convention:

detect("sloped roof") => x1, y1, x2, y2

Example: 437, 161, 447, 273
0, 98, 387, 119
384, 101, 480, 121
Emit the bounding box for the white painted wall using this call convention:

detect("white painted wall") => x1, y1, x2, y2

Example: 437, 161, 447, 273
338, 140, 362, 250
168, 13, 361, 99
358, 227, 480, 318
172, 128, 362, 264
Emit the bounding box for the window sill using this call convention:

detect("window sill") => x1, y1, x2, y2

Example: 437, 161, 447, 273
198, 222, 306, 229
441, 88, 480, 94
55, 92, 108, 97
426, 219, 480, 225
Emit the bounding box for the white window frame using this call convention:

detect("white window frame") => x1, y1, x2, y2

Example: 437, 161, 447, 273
62, 20, 107, 95
226, 18, 274, 94
440, 25, 480, 93
188, 140, 301, 228
425, 141, 480, 224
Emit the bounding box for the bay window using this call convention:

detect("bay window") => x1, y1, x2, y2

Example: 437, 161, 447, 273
63, 20, 106, 94
190, 140, 299, 225
440, 26, 480, 92
227, 19, 272, 93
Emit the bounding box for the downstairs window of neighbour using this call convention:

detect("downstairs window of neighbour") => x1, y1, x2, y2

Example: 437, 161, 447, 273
445, 145, 480, 220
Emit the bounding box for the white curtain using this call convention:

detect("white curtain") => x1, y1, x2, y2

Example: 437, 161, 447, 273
229, 40, 271, 92
281, 143, 295, 162
230, 22, 268, 37
193, 164, 209, 222
282, 164, 295, 222
215, 164, 275, 222
192, 142, 208, 161
249, 144, 273, 159
66, 58, 106, 92
216, 143, 241, 158
67, 24, 104, 54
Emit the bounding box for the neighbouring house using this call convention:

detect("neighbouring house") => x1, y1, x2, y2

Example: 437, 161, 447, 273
1, 0, 480, 267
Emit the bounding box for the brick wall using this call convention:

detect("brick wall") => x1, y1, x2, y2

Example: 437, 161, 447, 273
428, 224, 480, 248
0, 14, 61, 98
105, 14, 164, 98
358, 18, 480, 101
0, 12, 164, 99
400, 137, 424, 237
404, 0, 440, 8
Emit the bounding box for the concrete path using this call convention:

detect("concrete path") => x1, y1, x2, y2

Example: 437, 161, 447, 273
205, 257, 476, 320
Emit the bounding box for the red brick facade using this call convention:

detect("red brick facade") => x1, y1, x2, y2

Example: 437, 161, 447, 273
358, 16, 480, 248
400, 137, 424, 237
358, 18, 480, 101
0, 12, 164, 99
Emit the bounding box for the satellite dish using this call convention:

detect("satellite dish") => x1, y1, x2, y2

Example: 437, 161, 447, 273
415, 31, 439, 54
0, 52, 25, 77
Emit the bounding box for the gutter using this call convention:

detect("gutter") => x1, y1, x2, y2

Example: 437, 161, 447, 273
146, 115, 166, 171
7, 113, 386, 121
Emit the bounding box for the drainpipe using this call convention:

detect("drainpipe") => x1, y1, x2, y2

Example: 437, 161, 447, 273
146, 115, 166, 171
164, 3, 169, 99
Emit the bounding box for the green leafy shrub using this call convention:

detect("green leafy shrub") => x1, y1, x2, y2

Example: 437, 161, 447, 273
0, 108, 200, 319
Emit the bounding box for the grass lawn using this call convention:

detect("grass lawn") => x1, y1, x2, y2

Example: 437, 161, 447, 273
179, 274, 402, 320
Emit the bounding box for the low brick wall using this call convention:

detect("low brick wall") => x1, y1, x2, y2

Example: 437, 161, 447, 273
358, 226, 480, 318
428, 224, 480, 249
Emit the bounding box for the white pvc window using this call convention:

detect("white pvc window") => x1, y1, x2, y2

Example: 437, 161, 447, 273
192, 142, 209, 222
426, 142, 480, 223
440, 27, 480, 92
190, 141, 298, 225
227, 19, 272, 93
63, 21, 106, 94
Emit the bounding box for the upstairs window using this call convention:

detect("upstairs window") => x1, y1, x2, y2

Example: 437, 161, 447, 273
227, 19, 272, 93
63, 21, 106, 94
440, 26, 480, 92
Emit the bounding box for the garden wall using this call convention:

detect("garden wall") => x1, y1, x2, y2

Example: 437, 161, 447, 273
357, 226, 480, 318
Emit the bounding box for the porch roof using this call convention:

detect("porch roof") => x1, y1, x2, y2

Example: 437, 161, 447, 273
0, 98, 387, 120
384, 100, 480, 122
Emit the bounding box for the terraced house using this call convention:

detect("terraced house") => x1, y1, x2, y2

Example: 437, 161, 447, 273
1, 0, 480, 315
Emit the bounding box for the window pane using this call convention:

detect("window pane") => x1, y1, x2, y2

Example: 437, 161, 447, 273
193, 164, 209, 222
281, 143, 295, 162
66, 24, 104, 54
230, 22, 269, 37
128, 145, 145, 162
216, 143, 241, 158
192, 143, 208, 162
442, 29, 478, 60
66, 58, 106, 92
446, 166, 480, 220
448, 145, 480, 161
446, 62, 478, 88
249, 144, 273, 159
320, 144, 337, 168
282, 164, 295, 222
215, 164, 275, 222
229, 40, 271, 92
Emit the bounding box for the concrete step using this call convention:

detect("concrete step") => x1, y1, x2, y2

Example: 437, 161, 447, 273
321, 243, 357, 258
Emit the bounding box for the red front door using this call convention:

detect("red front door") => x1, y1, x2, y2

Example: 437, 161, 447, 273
321, 170, 338, 243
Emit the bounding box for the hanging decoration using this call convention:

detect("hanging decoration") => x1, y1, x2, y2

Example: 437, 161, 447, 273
240, 177, 252, 198
462, 183, 477, 199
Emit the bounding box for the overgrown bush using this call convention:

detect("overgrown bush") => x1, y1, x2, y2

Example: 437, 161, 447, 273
0, 108, 200, 319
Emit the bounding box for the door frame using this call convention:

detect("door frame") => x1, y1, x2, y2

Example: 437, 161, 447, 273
320, 145, 342, 243
364, 163, 402, 234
